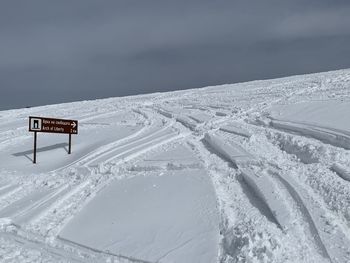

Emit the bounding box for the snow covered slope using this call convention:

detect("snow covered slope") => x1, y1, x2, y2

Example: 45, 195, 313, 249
0, 69, 350, 262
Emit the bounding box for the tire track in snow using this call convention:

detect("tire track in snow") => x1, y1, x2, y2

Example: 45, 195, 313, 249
81, 123, 175, 167
186, 139, 305, 262
10, 185, 70, 225
28, 127, 186, 239
151, 107, 299, 261
0, 185, 31, 211
1, 230, 152, 263
269, 168, 350, 263
28, 180, 91, 236
269, 169, 331, 260
257, 124, 350, 229
198, 129, 345, 262
0, 111, 151, 224
88, 129, 180, 166
1, 108, 177, 258
51, 108, 167, 173
217, 121, 350, 262
269, 119, 350, 150
151, 82, 346, 261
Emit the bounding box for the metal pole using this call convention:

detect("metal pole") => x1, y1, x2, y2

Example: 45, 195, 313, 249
68, 133, 72, 154
33, 131, 37, 164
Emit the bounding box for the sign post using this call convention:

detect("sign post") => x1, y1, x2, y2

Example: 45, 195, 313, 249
68, 133, 72, 154
33, 131, 37, 164
29, 116, 78, 163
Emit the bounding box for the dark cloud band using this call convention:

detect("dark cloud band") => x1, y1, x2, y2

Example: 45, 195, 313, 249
1, 0, 349, 110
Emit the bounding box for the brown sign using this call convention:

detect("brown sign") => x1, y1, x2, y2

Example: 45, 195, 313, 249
29, 116, 78, 163
29, 116, 78, 134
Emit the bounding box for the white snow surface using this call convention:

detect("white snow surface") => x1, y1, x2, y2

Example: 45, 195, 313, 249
0, 68, 350, 262
60, 170, 219, 263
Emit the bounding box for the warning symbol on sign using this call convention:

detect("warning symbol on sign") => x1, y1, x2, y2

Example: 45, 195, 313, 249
30, 118, 42, 131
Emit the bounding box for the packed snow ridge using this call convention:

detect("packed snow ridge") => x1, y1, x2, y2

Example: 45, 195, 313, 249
0, 68, 350, 263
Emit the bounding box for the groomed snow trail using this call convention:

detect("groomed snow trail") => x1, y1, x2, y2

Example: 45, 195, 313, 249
0, 69, 350, 262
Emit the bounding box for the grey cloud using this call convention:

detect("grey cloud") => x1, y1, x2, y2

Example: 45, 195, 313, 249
1, 0, 350, 110
273, 7, 350, 39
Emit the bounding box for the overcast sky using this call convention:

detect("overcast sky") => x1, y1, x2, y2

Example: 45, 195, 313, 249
1, 0, 350, 110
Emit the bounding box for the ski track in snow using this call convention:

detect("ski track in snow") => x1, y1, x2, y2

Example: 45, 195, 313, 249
0, 69, 350, 262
